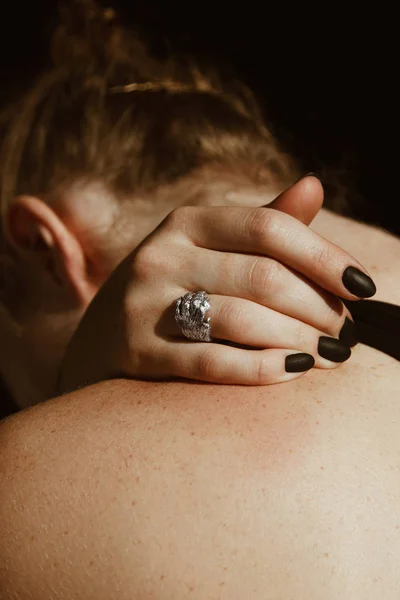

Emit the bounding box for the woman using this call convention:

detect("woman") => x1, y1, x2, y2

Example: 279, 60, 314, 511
0, 3, 372, 411
1, 4, 400, 599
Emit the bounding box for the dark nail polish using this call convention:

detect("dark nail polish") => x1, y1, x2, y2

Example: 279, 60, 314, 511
339, 317, 359, 347
342, 266, 376, 298
318, 337, 351, 362
285, 353, 315, 373
295, 172, 320, 183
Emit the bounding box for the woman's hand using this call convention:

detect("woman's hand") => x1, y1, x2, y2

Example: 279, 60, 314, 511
59, 177, 376, 392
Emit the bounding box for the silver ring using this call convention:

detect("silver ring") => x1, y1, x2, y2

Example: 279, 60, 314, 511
175, 291, 212, 342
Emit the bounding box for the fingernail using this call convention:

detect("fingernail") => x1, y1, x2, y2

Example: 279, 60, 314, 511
339, 317, 359, 347
342, 266, 376, 298
285, 353, 315, 373
318, 337, 352, 362
295, 172, 320, 184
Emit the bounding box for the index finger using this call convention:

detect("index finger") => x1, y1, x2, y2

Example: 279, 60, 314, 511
172, 206, 376, 300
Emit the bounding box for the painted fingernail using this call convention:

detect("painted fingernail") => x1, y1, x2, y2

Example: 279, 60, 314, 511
318, 337, 352, 362
339, 317, 359, 347
295, 172, 320, 183
285, 353, 315, 373
342, 266, 376, 298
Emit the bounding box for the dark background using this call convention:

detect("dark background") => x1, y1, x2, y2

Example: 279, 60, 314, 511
1, 1, 397, 232
0, 2, 398, 418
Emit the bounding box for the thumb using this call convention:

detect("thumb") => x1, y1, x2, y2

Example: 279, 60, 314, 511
267, 174, 324, 225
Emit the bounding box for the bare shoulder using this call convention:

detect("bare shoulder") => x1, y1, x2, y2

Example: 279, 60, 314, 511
313, 209, 400, 303
2, 373, 400, 599
1, 213, 399, 599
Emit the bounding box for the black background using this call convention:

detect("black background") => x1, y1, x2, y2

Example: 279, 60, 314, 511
1, 1, 397, 232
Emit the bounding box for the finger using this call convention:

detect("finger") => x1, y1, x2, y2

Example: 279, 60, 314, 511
223, 174, 323, 225
267, 174, 324, 225
201, 295, 351, 369
163, 342, 315, 385
173, 205, 376, 299
182, 249, 354, 339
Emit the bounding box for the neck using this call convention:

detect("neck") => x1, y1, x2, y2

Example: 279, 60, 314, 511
0, 301, 83, 408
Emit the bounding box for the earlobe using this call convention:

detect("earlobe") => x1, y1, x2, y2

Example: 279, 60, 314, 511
6, 195, 97, 306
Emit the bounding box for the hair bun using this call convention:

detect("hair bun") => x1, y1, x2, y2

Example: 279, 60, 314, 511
57, 0, 117, 35
51, 0, 160, 82
51, 0, 120, 72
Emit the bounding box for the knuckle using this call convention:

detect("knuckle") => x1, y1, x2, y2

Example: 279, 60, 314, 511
256, 354, 273, 384
196, 346, 220, 380
247, 258, 280, 296
314, 291, 346, 335
217, 299, 247, 338
245, 208, 281, 244
293, 321, 309, 350
164, 205, 194, 231
131, 242, 166, 280
324, 303, 343, 334
312, 244, 336, 272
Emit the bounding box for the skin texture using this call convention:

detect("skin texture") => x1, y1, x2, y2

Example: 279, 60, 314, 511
1, 209, 399, 599
59, 195, 364, 391
3, 175, 356, 407
2, 173, 284, 408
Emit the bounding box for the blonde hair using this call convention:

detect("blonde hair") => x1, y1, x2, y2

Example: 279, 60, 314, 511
0, 0, 297, 303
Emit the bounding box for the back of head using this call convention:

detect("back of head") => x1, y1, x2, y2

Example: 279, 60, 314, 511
0, 0, 295, 224
0, 0, 297, 318
0, 1, 299, 413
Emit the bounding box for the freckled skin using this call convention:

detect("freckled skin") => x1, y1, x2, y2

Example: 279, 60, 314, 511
1, 211, 400, 599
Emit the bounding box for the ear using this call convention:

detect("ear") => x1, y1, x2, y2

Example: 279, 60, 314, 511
6, 195, 97, 306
